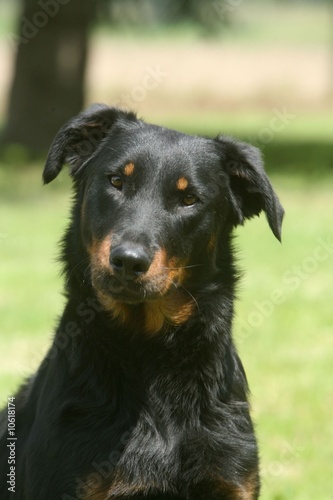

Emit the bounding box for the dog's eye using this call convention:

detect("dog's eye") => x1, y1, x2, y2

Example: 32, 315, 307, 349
182, 194, 199, 206
109, 175, 123, 190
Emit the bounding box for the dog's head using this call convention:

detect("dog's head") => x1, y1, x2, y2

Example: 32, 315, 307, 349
44, 104, 284, 334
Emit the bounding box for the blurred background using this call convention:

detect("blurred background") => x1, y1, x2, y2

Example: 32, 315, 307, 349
0, 0, 332, 498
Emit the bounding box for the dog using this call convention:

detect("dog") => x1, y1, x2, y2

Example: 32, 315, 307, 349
0, 104, 283, 499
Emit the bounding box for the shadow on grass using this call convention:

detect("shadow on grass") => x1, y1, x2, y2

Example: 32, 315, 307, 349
259, 140, 333, 179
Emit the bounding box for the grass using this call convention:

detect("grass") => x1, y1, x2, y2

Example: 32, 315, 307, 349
1, 135, 333, 498
0, 165, 68, 393
234, 178, 333, 499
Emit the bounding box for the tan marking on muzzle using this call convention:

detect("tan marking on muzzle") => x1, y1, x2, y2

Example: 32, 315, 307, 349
88, 236, 112, 269
141, 251, 188, 292
143, 248, 167, 279
166, 256, 188, 284
87, 236, 113, 297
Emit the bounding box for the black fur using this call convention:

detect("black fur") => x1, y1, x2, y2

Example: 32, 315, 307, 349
0, 105, 284, 499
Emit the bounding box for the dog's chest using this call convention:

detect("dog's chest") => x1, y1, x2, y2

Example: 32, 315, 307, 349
78, 415, 184, 498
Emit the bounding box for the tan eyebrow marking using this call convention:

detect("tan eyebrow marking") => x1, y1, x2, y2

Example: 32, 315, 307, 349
176, 177, 188, 191
124, 162, 135, 176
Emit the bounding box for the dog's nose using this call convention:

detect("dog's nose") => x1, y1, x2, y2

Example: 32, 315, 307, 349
110, 244, 151, 279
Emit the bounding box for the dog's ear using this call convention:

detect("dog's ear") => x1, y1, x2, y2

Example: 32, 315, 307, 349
215, 136, 284, 241
43, 104, 137, 184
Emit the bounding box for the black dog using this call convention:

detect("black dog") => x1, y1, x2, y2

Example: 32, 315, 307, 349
0, 105, 283, 499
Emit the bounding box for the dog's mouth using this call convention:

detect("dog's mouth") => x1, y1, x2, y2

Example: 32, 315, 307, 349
91, 268, 196, 335
87, 238, 197, 334
91, 269, 178, 305
92, 268, 182, 304
106, 276, 146, 303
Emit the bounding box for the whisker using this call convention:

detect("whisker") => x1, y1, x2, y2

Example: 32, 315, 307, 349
66, 257, 91, 281
172, 282, 200, 314
181, 286, 200, 312
106, 147, 119, 154
163, 264, 203, 271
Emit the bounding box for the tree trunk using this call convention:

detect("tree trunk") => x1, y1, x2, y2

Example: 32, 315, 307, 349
1, 0, 97, 154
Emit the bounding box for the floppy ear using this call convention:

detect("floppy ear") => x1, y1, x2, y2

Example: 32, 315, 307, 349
43, 104, 137, 184
215, 136, 284, 241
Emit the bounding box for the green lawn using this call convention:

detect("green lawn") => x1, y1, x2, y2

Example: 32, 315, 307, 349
0, 1, 332, 496
234, 177, 333, 499
0, 142, 332, 498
